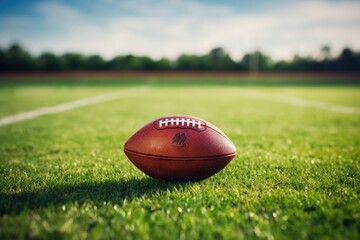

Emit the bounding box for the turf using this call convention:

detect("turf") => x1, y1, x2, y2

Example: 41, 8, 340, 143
0, 77, 359, 239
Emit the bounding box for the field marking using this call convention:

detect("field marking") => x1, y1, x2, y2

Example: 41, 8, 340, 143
0, 86, 149, 127
233, 90, 360, 115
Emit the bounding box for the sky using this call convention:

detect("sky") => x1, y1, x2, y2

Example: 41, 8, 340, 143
0, 0, 359, 60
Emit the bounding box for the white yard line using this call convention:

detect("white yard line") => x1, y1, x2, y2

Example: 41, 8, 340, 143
0, 86, 149, 127
233, 90, 360, 115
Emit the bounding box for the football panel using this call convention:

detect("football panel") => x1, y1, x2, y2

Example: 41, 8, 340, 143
125, 150, 235, 181
124, 123, 236, 159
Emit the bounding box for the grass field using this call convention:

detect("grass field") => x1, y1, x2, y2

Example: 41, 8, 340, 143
0, 76, 359, 239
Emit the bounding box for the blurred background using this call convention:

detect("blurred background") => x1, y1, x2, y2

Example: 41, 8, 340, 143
0, 0, 359, 72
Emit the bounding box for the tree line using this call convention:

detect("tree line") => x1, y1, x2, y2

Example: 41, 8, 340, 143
0, 43, 359, 71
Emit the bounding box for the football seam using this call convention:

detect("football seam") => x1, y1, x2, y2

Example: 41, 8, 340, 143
124, 149, 236, 161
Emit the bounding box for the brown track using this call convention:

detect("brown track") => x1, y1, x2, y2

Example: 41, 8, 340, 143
0, 71, 359, 80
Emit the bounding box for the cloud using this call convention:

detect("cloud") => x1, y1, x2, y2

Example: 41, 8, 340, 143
0, 0, 359, 60
35, 1, 82, 21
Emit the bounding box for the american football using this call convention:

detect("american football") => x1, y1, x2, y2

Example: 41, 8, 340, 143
124, 115, 236, 181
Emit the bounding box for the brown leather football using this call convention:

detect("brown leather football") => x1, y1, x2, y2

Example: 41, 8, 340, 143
124, 115, 236, 181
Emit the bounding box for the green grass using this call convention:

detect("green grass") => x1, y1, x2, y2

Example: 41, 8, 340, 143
0, 77, 359, 239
